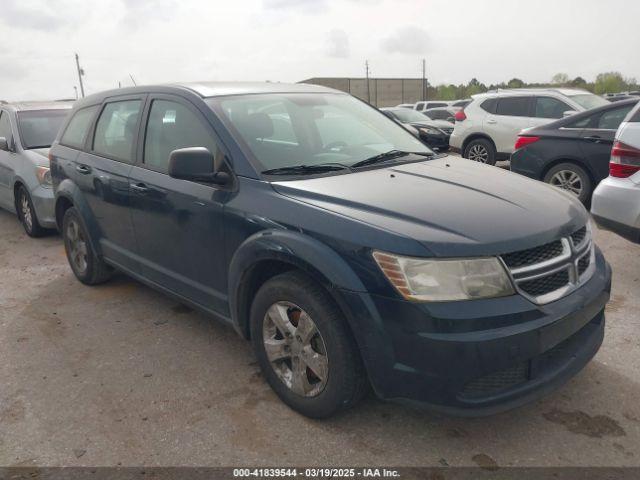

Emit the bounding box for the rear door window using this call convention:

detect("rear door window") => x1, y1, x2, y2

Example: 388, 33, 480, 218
93, 100, 142, 162
61, 106, 100, 148
495, 97, 532, 117
534, 97, 572, 119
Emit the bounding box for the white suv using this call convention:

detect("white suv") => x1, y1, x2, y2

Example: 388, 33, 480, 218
450, 88, 609, 165
591, 102, 640, 243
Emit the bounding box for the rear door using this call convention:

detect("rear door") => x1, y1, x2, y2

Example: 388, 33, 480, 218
0, 110, 16, 209
578, 103, 637, 182
76, 95, 144, 269
485, 96, 533, 154
128, 95, 230, 314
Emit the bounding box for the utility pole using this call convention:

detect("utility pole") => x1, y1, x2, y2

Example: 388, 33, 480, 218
365, 60, 371, 104
422, 58, 427, 101
75, 53, 85, 98
129, 74, 137, 86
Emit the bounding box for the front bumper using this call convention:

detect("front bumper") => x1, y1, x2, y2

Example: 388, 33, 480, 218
418, 132, 450, 151
29, 184, 56, 228
338, 247, 611, 415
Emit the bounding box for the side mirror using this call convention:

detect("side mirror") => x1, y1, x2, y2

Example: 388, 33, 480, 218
0, 137, 9, 152
563, 110, 577, 118
168, 147, 230, 185
447, 117, 455, 123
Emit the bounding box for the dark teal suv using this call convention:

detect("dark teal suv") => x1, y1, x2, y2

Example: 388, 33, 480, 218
50, 82, 611, 418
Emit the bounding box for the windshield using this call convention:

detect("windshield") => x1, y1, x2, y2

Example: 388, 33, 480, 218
17, 109, 70, 149
210, 93, 431, 173
387, 109, 429, 123
567, 93, 609, 110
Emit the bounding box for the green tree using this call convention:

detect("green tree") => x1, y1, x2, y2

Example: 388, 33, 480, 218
507, 78, 525, 88
551, 73, 570, 85
594, 72, 627, 94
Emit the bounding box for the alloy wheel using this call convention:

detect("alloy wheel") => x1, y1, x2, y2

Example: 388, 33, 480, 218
20, 193, 33, 232
550, 170, 583, 197
66, 219, 88, 274
262, 301, 329, 397
468, 144, 489, 163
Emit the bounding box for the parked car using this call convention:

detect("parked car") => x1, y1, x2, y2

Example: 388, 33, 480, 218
51, 82, 610, 419
450, 88, 610, 165
414, 100, 449, 112
422, 107, 457, 123
0, 101, 73, 236
381, 107, 452, 150
511, 98, 639, 204
591, 101, 640, 243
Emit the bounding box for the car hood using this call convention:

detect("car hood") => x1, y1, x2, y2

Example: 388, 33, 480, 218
24, 147, 51, 167
271, 157, 588, 257
410, 120, 453, 130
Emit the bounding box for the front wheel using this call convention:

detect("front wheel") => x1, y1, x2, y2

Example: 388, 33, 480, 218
16, 186, 47, 237
464, 138, 496, 166
250, 272, 368, 418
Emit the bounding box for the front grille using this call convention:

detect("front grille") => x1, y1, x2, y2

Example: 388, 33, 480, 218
502, 240, 564, 269
571, 226, 587, 247
442, 127, 454, 135
519, 269, 570, 297
460, 363, 528, 399
500, 225, 595, 304
578, 253, 591, 276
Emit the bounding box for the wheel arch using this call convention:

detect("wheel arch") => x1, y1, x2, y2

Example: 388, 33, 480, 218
462, 133, 497, 155
228, 230, 367, 341
54, 180, 103, 255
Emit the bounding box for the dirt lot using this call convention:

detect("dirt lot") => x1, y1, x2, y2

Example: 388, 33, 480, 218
1, 202, 639, 468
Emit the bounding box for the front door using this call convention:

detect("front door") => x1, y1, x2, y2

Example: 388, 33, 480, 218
128, 95, 230, 315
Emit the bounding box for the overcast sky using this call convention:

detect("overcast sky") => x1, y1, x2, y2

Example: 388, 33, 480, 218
1, 0, 638, 101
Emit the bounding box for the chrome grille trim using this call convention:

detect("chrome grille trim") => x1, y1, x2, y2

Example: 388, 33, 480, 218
501, 224, 595, 305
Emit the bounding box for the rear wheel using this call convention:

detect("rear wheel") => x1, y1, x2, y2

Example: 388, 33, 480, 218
250, 271, 368, 418
62, 207, 113, 285
464, 138, 496, 166
16, 186, 47, 237
544, 163, 592, 204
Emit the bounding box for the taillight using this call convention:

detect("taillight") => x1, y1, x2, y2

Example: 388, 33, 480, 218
514, 136, 540, 150
454, 110, 467, 122
610, 141, 640, 178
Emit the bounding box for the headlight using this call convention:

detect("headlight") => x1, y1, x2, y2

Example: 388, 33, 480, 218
419, 126, 441, 135
373, 251, 515, 302
35, 166, 52, 187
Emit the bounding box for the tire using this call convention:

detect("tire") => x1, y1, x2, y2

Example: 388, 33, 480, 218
464, 138, 497, 166
62, 207, 113, 285
16, 186, 47, 237
543, 163, 592, 205
250, 271, 368, 418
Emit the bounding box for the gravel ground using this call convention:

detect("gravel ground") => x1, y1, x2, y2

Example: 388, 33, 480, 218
0, 195, 639, 468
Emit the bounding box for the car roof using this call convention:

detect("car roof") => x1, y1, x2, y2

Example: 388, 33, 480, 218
473, 88, 592, 100
1, 101, 74, 112
73, 81, 342, 109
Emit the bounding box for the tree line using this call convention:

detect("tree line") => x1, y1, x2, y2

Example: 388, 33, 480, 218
428, 72, 639, 100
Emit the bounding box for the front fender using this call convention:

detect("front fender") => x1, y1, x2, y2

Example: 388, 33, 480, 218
228, 229, 367, 333
55, 180, 103, 256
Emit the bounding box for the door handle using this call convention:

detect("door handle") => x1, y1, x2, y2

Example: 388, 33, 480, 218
583, 136, 603, 143
486, 119, 497, 124
76, 164, 92, 175
130, 183, 150, 194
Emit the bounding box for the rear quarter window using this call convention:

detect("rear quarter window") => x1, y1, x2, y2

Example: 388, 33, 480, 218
480, 98, 498, 114
631, 106, 640, 122
61, 105, 100, 149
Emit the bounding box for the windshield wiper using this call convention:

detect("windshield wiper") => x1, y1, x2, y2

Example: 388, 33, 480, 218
351, 150, 433, 169
262, 162, 352, 176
